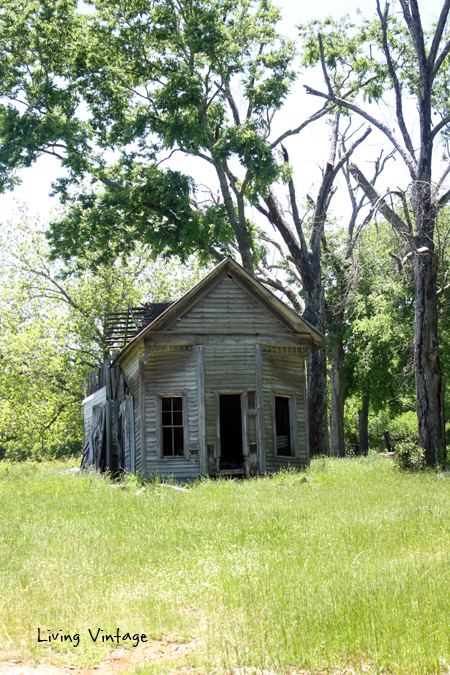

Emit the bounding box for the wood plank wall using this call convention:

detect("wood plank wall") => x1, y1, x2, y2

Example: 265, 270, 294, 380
119, 342, 308, 477
85, 362, 109, 398
204, 344, 256, 447
120, 349, 142, 472
261, 347, 308, 470
143, 346, 200, 478
168, 276, 292, 334
116, 271, 312, 478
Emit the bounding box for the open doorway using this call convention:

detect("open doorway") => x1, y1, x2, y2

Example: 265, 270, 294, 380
219, 394, 244, 470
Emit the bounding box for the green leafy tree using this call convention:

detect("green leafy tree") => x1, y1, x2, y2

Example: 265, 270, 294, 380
0, 0, 295, 269
0, 212, 208, 459
340, 206, 450, 454
0, 0, 355, 456
343, 222, 415, 451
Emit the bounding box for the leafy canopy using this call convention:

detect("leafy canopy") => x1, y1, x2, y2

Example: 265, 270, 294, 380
0, 211, 209, 459
0, 0, 297, 267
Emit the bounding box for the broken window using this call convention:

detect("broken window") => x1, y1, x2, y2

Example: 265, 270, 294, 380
275, 396, 291, 456
161, 397, 184, 456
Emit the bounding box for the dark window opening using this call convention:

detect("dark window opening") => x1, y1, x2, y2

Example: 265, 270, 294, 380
162, 397, 184, 456
275, 396, 291, 456
219, 394, 244, 470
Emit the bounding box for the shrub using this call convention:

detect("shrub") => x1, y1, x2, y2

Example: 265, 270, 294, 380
393, 441, 426, 471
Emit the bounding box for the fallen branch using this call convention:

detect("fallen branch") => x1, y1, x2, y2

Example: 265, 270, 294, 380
158, 483, 189, 492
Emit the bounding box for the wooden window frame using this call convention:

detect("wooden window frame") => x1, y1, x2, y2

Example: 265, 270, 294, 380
271, 392, 297, 458
155, 392, 189, 461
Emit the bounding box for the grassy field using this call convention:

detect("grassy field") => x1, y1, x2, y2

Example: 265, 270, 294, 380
0, 455, 450, 674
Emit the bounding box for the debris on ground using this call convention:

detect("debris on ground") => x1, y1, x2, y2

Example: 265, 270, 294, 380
0, 634, 202, 675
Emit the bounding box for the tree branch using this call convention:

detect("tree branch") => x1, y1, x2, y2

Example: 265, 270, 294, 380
217, 80, 240, 126
397, 188, 413, 232
331, 126, 372, 180
376, 0, 416, 159
427, 0, 450, 71
308, 123, 372, 254
262, 189, 303, 263
348, 162, 410, 238
398, 0, 427, 74
434, 160, 450, 197
433, 38, 450, 78
389, 246, 439, 270
303, 85, 418, 177
346, 204, 377, 257
214, 162, 254, 272
37, 404, 67, 432
259, 233, 303, 285
256, 266, 305, 313
270, 103, 333, 149
437, 281, 450, 297
318, 34, 334, 97
99, 174, 125, 192
431, 113, 450, 139
438, 187, 450, 210
281, 144, 308, 252
197, 238, 224, 263
308, 113, 341, 252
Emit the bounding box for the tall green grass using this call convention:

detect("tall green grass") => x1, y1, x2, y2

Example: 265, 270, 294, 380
0, 456, 449, 674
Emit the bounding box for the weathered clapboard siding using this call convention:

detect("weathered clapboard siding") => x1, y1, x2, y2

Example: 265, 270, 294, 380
145, 456, 200, 479
119, 395, 135, 472
261, 347, 308, 470
120, 347, 142, 472
167, 276, 293, 335
204, 344, 256, 446
104, 257, 325, 478
82, 386, 107, 446
143, 346, 200, 478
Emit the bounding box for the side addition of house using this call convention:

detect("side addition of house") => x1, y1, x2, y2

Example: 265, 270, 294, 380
82, 257, 325, 478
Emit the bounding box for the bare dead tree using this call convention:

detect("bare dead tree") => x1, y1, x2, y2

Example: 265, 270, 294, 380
304, 0, 450, 465
255, 113, 371, 456
326, 129, 395, 457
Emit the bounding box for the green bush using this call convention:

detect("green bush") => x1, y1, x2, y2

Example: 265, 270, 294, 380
344, 398, 419, 452
393, 441, 426, 471
2, 438, 82, 462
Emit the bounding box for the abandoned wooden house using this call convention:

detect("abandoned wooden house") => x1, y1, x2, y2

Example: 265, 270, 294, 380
82, 256, 325, 478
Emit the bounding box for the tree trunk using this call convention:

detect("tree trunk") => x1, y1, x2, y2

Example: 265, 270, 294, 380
330, 336, 345, 457
304, 260, 330, 457
307, 346, 330, 457
358, 392, 369, 455
413, 251, 445, 465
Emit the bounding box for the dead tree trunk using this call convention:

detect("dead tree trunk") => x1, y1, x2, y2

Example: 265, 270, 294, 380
413, 226, 444, 465
358, 392, 369, 455
330, 336, 346, 457
257, 118, 371, 457
303, 255, 329, 456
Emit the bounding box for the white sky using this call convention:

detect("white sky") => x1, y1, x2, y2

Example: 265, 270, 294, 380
1, 0, 448, 239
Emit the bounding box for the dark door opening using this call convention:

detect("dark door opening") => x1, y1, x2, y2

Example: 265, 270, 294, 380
219, 394, 244, 470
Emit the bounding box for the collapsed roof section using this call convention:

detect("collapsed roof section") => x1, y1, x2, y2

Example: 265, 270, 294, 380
104, 302, 174, 348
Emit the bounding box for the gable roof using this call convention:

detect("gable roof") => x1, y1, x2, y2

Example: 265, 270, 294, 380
111, 256, 326, 365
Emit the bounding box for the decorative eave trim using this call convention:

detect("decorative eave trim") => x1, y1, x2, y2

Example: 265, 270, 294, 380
110, 257, 327, 366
